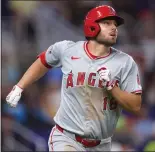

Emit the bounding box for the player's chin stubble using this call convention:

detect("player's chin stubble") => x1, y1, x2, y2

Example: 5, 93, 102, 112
96, 34, 117, 46
97, 38, 116, 47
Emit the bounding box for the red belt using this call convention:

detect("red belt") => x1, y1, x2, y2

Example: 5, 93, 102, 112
56, 124, 101, 147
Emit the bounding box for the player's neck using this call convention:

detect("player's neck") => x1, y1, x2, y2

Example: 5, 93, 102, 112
87, 40, 111, 57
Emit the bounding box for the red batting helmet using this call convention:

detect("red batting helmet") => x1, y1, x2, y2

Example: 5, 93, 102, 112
84, 5, 124, 38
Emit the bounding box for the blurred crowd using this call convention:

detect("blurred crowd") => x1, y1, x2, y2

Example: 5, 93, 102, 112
1, 0, 155, 151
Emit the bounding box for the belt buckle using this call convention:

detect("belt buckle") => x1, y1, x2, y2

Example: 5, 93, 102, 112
81, 138, 89, 147
81, 138, 100, 147
81, 139, 85, 145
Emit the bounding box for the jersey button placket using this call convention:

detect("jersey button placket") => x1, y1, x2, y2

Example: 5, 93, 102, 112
84, 64, 93, 136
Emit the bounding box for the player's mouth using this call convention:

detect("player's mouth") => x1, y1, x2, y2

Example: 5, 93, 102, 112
109, 33, 116, 37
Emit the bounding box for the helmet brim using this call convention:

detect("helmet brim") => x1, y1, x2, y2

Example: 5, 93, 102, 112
97, 16, 124, 26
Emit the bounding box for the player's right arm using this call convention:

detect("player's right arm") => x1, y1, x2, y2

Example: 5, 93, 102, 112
6, 58, 50, 107
6, 40, 74, 107
17, 58, 49, 89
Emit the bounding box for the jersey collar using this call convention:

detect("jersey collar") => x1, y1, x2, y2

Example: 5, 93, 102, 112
84, 41, 112, 60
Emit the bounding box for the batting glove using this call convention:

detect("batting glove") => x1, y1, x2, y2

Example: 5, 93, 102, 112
6, 85, 23, 107
97, 67, 119, 90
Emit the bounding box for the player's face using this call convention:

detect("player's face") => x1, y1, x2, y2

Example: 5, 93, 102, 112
96, 19, 118, 46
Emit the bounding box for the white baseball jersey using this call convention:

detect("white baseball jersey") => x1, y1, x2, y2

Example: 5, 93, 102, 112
38, 40, 142, 140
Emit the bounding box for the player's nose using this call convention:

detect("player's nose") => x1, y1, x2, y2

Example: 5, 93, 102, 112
111, 24, 117, 30
111, 26, 117, 34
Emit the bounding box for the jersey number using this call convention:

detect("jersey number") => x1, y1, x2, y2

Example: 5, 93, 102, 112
103, 97, 118, 110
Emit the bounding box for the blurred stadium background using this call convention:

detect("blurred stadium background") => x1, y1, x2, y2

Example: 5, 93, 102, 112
1, 0, 155, 151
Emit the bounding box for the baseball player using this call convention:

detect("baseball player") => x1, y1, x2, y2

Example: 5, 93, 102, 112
6, 5, 142, 151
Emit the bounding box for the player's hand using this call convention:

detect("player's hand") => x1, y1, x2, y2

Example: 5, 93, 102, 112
97, 67, 119, 90
97, 67, 111, 82
6, 85, 23, 107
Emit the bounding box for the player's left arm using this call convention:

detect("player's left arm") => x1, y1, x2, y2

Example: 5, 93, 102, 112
109, 87, 141, 113
97, 57, 142, 113
110, 58, 142, 113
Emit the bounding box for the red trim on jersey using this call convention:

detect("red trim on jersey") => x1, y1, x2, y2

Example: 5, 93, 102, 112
84, 42, 93, 59
131, 90, 142, 94
37, 51, 52, 69
50, 126, 57, 151
84, 41, 112, 60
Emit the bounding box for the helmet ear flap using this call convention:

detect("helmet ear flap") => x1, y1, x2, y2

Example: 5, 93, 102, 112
84, 20, 100, 38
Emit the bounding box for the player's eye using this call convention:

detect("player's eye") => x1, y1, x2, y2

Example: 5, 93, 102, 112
103, 21, 110, 25
114, 22, 118, 27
